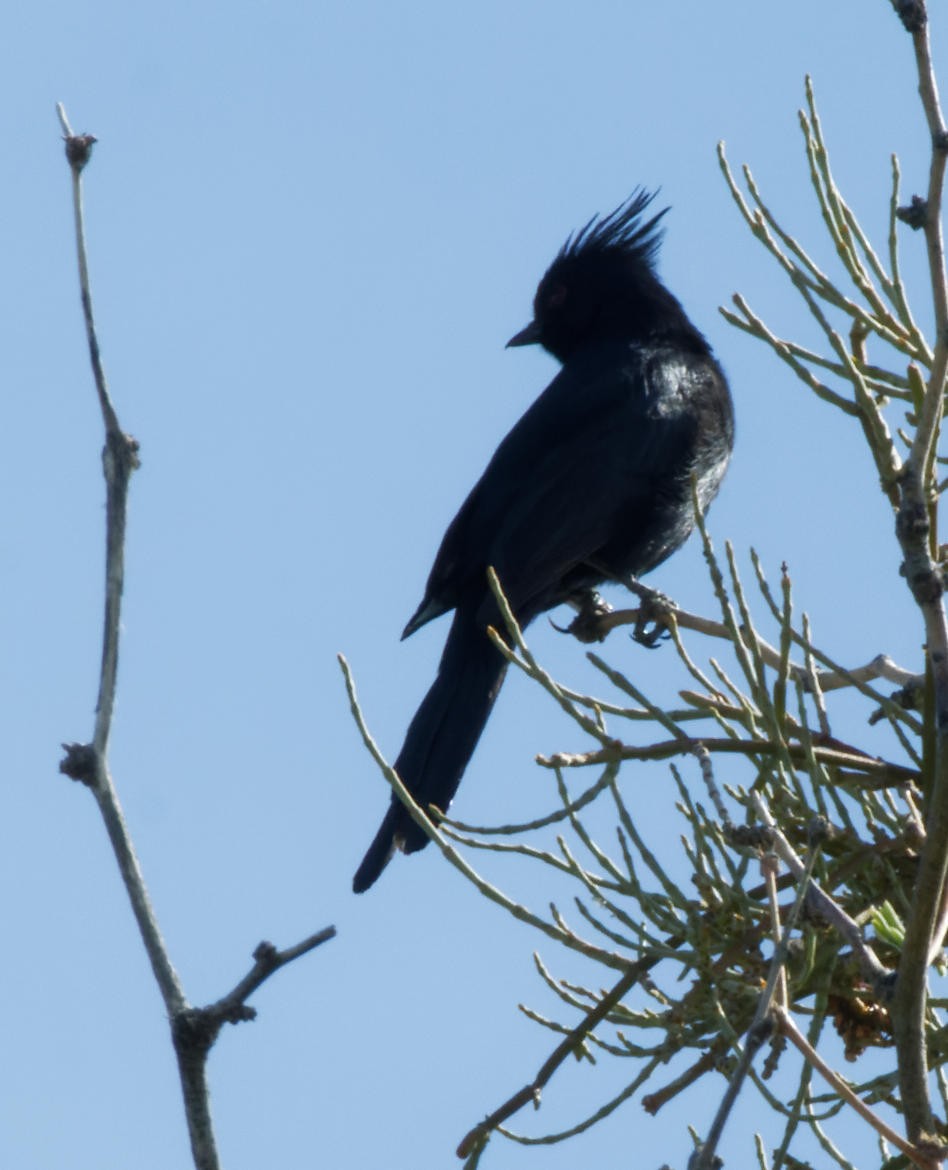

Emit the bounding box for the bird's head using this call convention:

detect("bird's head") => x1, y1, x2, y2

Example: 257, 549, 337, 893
507, 189, 700, 364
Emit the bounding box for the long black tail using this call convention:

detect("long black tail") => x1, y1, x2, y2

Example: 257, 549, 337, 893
352, 606, 508, 893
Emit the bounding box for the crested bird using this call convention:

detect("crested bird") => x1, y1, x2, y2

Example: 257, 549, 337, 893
353, 190, 734, 893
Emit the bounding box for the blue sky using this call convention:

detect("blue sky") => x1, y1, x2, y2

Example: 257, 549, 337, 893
2, 2, 941, 1168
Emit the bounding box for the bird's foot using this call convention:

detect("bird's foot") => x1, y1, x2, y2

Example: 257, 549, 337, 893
552, 589, 614, 643
625, 578, 676, 647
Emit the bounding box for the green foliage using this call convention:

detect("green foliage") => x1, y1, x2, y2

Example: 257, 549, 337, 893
347, 14, 948, 1169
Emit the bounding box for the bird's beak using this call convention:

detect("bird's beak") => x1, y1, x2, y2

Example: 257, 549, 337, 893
506, 319, 542, 348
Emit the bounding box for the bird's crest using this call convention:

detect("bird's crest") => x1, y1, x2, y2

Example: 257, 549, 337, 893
556, 188, 668, 271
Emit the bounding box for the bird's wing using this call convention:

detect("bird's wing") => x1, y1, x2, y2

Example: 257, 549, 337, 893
487, 357, 709, 616
403, 353, 617, 634
408, 344, 719, 631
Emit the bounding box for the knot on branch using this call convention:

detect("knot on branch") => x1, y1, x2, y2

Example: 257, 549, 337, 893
59, 742, 98, 787
172, 1007, 221, 1058
901, 555, 944, 604
102, 429, 141, 480
896, 194, 928, 230
807, 816, 832, 848
220, 1002, 258, 1025
897, 497, 930, 544
872, 969, 899, 1005
172, 1000, 258, 1060
687, 1142, 724, 1170
761, 1026, 786, 1080
252, 940, 279, 966
915, 1136, 948, 1164
889, 0, 927, 34
63, 133, 97, 173
725, 824, 774, 851
870, 678, 924, 723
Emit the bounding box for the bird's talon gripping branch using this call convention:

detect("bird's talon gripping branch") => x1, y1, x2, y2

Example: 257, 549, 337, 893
630, 585, 677, 647
554, 588, 614, 643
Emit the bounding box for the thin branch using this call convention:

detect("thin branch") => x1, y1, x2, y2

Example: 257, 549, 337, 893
691, 845, 818, 1170
170, 928, 337, 1164
777, 1007, 940, 1170
56, 105, 139, 760
456, 958, 652, 1159
591, 597, 921, 710
56, 106, 335, 1170
541, 735, 919, 790
55, 106, 184, 1020
201, 929, 337, 1026
339, 654, 628, 971
750, 793, 888, 988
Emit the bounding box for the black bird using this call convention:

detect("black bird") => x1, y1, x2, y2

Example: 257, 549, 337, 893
353, 190, 734, 893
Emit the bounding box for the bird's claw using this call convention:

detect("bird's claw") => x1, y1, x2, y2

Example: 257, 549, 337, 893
552, 589, 614, 643
628, 582, 676, 647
